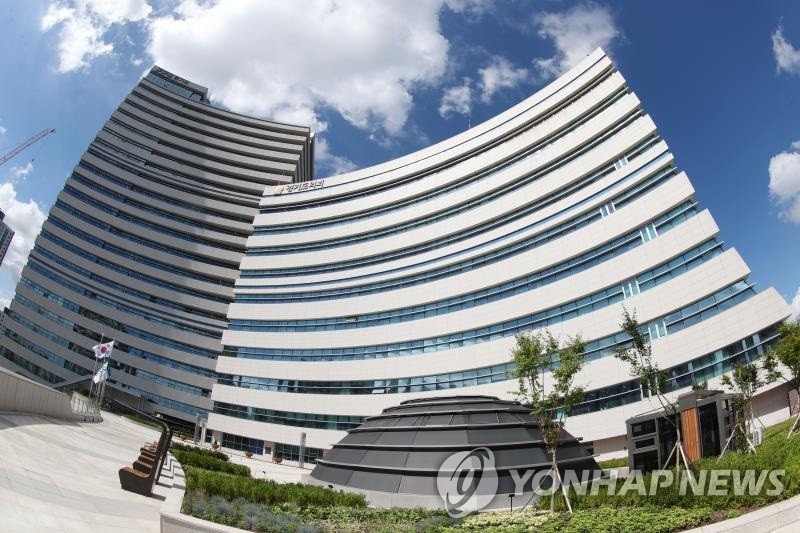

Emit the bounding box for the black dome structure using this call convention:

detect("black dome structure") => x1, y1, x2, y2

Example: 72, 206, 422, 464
309, 395, 600, 511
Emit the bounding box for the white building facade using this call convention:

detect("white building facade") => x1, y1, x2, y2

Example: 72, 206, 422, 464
208, 49, 791, 461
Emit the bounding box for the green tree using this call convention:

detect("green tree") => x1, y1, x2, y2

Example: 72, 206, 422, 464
764, 321, 800, 436
511, 330, 585, 513
613, 308, 692, 480
720, 361, 773, 454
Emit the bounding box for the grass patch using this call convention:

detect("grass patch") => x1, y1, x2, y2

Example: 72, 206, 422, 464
597, 457, 629, 469
441, 506, 715, 533
550, 418, 799, 513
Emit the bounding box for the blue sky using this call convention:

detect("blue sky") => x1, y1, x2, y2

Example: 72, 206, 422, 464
0, 0, 798, 318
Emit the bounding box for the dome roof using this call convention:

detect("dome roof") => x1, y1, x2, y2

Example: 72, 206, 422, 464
309, 395, 599, 509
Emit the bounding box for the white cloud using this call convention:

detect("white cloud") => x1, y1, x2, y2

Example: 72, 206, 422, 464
9, 162, 34, 182
439, 78, 473, 117
478, 56, 528, 103
791, 287, 800, 323
444, 0, 493, 18
768, 141, 800, 223
41, 0, 152, 72
315, 137, 358, 177
0, 182, 47, 282
0, 117, 6, 136
148, 0, 451, 136
0, 293, 10, 311
772, 25, 800, 76
533, 2, 619, 79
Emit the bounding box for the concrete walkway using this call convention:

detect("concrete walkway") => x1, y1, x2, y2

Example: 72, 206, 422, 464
0, 411, 167, 532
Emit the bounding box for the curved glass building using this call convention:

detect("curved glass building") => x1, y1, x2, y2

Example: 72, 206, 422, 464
0, 66, 314, 424
209, 49, 791, 460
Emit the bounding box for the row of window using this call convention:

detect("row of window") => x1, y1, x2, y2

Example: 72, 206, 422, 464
255, 87, 630, 232
213, 402, 365, 431
259, 60, 615, 213
27, 260, 220, 339
61, 186, 243, 253
135, 80, 301, 148
71, 170, 249, 238
242, 155, 675, 280
211, 326, 780, 435
116, 101, 287, 165
4, 308, 210, 398
95, 122, 270, 202
106, 111, 296, 186
53, 202, 238, 269
0, 345, 65, 385
145, 72, 206, 101
19, 277, 219, 358
223, 281, 755, 363
112, 381, 208, 416
46, 218, 233, 289
77, 160, 251, 224
10, 294, 215, 377
34, 242, 228, 325
230, 212, 714, 335
2, 327, 90, 378
249, 111, 649, 255
86, 145, 257, 208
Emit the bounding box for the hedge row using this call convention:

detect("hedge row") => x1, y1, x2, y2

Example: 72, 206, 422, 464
170, 441, 229, 461
173, 450, 250, 477
184, 466, 366, 508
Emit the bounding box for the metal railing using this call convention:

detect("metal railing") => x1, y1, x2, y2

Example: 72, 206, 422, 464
70, 391, 100, 416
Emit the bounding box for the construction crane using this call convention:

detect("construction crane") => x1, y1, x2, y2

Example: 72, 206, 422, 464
0, 128, 56, 167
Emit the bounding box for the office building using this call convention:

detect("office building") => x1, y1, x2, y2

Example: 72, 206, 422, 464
208, 49, 791, 460
0, 66, 314, 425
0, 209, 14, 269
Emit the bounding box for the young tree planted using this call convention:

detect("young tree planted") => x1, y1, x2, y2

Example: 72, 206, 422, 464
764, 321, 800, 437
511, 330, 585, 513
720, 360, 774, 455
613, 307, 693, 481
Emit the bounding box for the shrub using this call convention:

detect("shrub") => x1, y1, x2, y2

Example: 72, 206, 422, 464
173, 450, 250, 476
597, 457, 628, 469
184, 466, 367, 508
171, 441, 229, 461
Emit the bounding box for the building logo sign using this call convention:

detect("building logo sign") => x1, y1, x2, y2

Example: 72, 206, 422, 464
273, 179, 325, 195
436, 447, 498, 518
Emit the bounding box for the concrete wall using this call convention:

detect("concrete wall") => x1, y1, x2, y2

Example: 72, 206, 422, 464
0, 366, 77, 420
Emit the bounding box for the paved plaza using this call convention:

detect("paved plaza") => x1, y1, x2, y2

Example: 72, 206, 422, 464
0, 411, 167, 532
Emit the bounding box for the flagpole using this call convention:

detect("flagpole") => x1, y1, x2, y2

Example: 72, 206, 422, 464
98, 352, 112, 409
88, 333, 105, 403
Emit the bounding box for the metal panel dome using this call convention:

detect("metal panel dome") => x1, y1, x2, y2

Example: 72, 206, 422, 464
309, 395, 600, 510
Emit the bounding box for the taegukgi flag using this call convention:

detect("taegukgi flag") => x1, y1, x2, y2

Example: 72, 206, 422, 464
93, 340, 114, 359
92, 361, 110, 384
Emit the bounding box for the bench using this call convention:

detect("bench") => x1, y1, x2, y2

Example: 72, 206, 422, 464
118, 414, 172, 496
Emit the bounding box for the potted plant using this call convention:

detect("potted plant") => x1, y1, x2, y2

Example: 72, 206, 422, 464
244, 450, 253, 458
211, 439, 220, 450
273, 454, 282, 464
